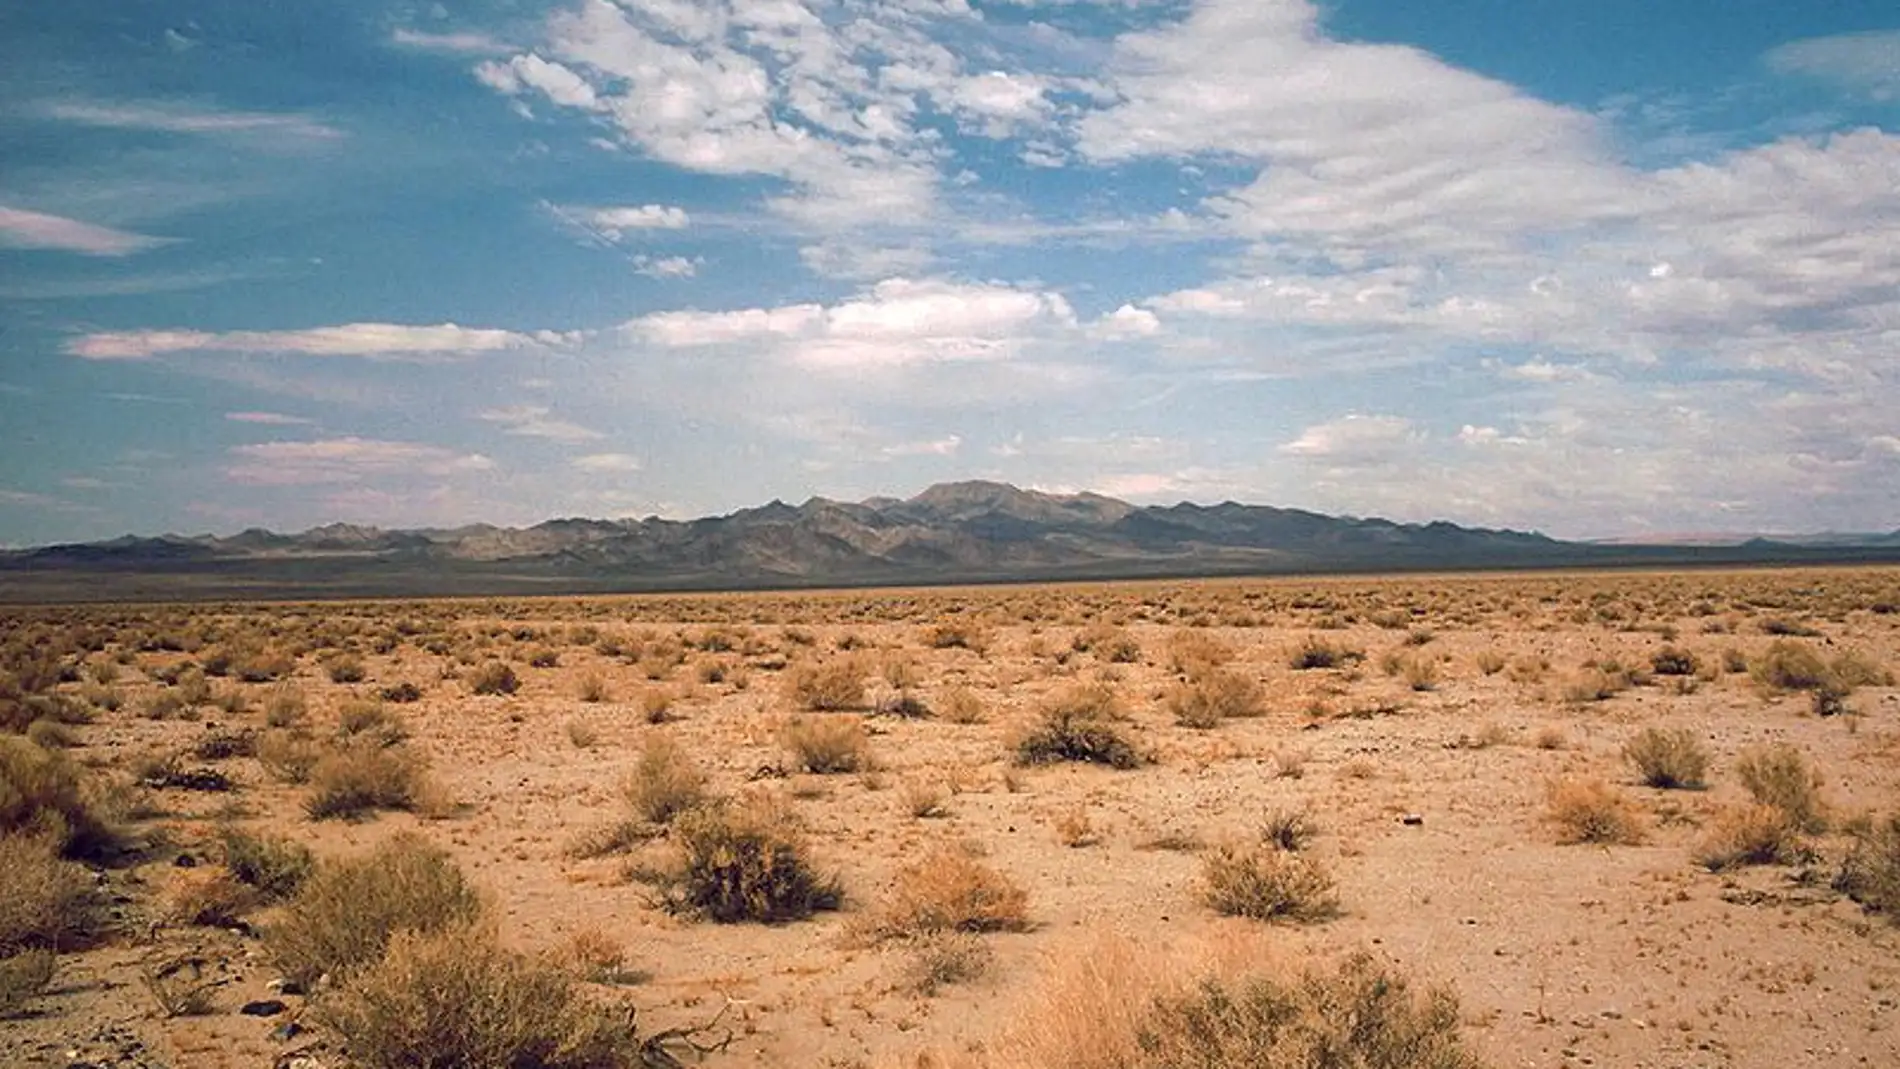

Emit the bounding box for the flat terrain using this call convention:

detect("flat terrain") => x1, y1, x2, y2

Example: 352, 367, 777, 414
5, 567, 1900, 1068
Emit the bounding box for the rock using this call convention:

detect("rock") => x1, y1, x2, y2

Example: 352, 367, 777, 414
174, 852, 198, 867
242, 998, 289, 1016
1401, 813, 1424, 826
270, 1021, 306, 1042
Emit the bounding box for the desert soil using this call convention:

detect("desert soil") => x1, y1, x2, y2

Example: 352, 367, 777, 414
5, 566, 1900, 1068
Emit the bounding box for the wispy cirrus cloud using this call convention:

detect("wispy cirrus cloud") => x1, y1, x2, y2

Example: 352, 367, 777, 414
224, 438, 496, 486
1766, 30, 1900, 101
479, 405, 604, 443
0, 205, 168, 256
571, 452, 642, 473
44, 101, 344, 142
226, 411, 316, 426
390, 28, 510, 55
67, 323, 569, 361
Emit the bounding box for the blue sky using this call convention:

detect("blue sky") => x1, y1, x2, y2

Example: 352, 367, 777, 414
2, 0, 1897, 545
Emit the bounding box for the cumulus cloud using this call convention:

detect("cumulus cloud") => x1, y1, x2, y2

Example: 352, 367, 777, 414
633, 254, 700, 278
225, 438, 496, 486
625, 277, 1077, 369
479, 405, 604, 443
592, 204, 690, 231
0, 206, 167, 256
1279, 415, 1420, 463
68, 323, 563, 360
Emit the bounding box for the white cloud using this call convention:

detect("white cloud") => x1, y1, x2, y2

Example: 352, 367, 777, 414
1766, 30, 1900, 101
391, 28, 509, 54
633, 254, 700, 278
479, 405, 605, 443
881, 434, 962, 458
45, 101, 343, 141
68, 323, 563, 360
0, 205, 167, 257
1091, 304, 1160, 339
592, 204, 690, 231
1279, 415, 1419, 462
571, 452, 644, 472
626, 277, 1078, 369
225, 438, 496, 486
225, 411, 316, 426
476, 53, 601, 109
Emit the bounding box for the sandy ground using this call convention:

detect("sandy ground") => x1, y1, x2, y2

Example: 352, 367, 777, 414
5, 566, 1900, 1068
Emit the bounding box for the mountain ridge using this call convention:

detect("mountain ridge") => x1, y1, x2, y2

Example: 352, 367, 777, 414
3, 480, 1896, 603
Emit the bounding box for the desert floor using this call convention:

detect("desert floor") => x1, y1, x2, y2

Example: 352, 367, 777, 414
5, 566, 1900, 1068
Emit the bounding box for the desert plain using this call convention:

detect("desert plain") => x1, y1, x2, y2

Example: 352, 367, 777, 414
4, 565, 1900, 1069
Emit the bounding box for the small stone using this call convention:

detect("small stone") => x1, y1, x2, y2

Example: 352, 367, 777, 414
242, 999, 288, 1017
1401, 813, 1424, 826
173, 853, 198, 868
269, 1021, 305, 1043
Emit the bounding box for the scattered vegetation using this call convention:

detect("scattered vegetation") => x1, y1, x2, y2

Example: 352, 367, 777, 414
1545, 777, 1646, 845
781, 716, 871, 774
1735, 744, 1828, 833
1623, 727, 1710, 789
659, 796, 842, 923
622, 734, 709, 824
1199, 841, 1338, 923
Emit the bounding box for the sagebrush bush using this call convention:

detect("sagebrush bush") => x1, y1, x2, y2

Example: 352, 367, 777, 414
0, 948, 55, 1018
468, 661, 519, 696
257, 729, 321, 784
787, 660, 865, 711
220, 827, 314, 901
875, 849, 1029, 938
1650, 646, 1701, 676
1735, 744, 1828, 833
315, 922, 640, 1069
0, 735, 118, 858
1014, 706, 1143, 769
1836, 813, 1900, 920
1694, 804, 1803, 871
268, 833, 483, 988
305, 740, 438, 821
1200, 842, 1338, 922
324, 653, 367, 684
1622, 727, 1710, 789
622, 734, 708, 824
0, 833, 97, 954
1749, 639, 1835, 693
661, 796, 841, 923
938, 687, 987, 724
1289, 636, 1361, 670
781, 716, 870, 774
1545, 777, 1645, 845
336, 700, 408, 746
1166, 670, 1264, 728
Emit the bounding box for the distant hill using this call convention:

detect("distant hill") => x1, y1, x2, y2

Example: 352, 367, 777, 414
2, 480, 1897, 602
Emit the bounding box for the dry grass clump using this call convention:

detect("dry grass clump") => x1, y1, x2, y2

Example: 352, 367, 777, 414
467, 660, 520, 696
1649, 646, 1701, 676
1199, 841, 1338, 923
997, 939, 1483, 1069
659, 795, 842, 923
265, 685, 308, 728
1561, 666, 1630, 703
0, 833, 97, 956
1544, 777, 1646, 845
0, 735, 118, 858
305, 739, 441, 821
1288, 636, 1362, 670
622, 734, 709, 824
1693, 804, 1805, 871
1735, 744, 1828, 833
317, 922, 643, 1069
1748, 639, 1843, 694
782, 716, 871, 774
1165, 630, 1233, 677
1622, 727, 1710, 790
575, 672, 610, 703
257, 728, 321, 784
900, 778, 950, 819
221, 827, 314, 901
1166, 670, 1264, 728
938, 686, 987, 725
1835, 814, 1900, 921
323, 652, 367, 684
924, 621, 988, 652
874, 849, 1029, 938
1074, 624, 1141, 664
268, 833, 483, 989
902, 931, 994, 996
0, 948, 56, 1017
788, 659, 866, 711
1014, 693, 1144, 770
336, 699, 408, 746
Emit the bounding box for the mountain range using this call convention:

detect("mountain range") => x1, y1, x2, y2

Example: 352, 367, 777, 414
3, 481, 1897, 602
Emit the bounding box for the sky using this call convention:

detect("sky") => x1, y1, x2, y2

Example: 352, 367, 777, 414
2, 0, 1897, 546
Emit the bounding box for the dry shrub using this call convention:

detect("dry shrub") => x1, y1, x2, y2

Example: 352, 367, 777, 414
1166, 631, 1233, 676
1014, 700, 1143, 771
782, 716, 870, 774
1735, 744, 1828, 833
565, 718, 598, 749
1261, 809, 1316, 852
1694, 804, 1803, 871
660, 796, 842, 923
1400, 653, 1441, 691
788, 659, 866, 711
1649, 646, 1701, 676
1166, 670, 1264, 728
468, 660, 520, 696
0, 735, 118, 858
315, 922, 640, 1069
221, 827, 314, 901
0, 948, 55, 1018
576, 673, 609, 703
902, 931, 993, 996
267, 833, 483, 988
1074, 625, 1141, 664
1831, 649, 1893, 688
324, 653, 367, 684
1054, 807, 1098, 848
1288, 636, 1361, 670
1200, 842, 1337, 922
876, 849, 1029, 938
305, 740, 439, 821
163, 868, 255, 927
265, 685, 308, 728
1561, 667, 1627, 703
1544, 777, 1645, 845
1622, 727, 1709, 789
1749, 639, 1835, 693
994, 939, 1482, 1069
337, 700, 408, 746
0, 834, 97, 953
1835, 813, 1900, 920
639, 688, 676, 724
622, 734, 708, 824
925, 621, 988, 652
1474, 649, 1507, 675
900, 778, 949, 819
257, 729, 321, 784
